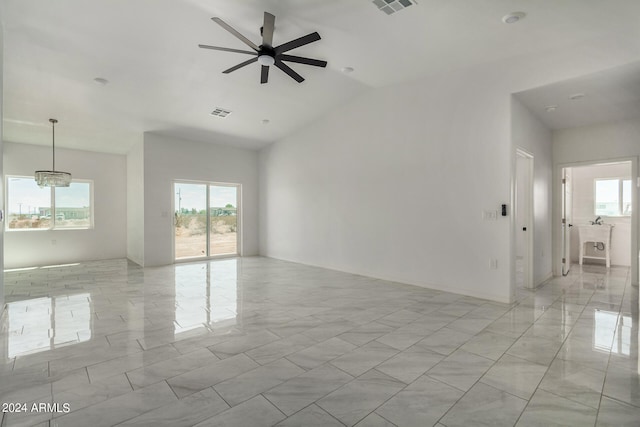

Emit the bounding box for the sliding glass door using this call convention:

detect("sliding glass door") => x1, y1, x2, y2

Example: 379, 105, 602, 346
209, 185, 238, 256
174, 181, 240, 260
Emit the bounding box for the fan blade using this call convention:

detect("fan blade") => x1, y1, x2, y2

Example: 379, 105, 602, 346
275, 32, 321, 54
223, 57, 258, 74
212, 17, 259, 51
261, 65, 269, 84
279, 54, 327, 68
198, 44, 258, 56
262, 12, 275, 46
275, 60, 304, 83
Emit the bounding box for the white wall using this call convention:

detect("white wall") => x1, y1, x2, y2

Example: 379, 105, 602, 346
260, 66, 514, 303
259, 36, 639, 303
553, 119, 640, 284
3, 142, 127, 268
511, 98, 554, 288
570, 163, 631, 266
0, 24, 4, 312
142, 133, 259, 267
126, 139, 144, 265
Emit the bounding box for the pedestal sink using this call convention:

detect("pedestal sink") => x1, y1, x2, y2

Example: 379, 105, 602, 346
578, 224, 614, 268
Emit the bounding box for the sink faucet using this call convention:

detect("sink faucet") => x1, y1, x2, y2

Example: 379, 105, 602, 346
590, 216, 603, 225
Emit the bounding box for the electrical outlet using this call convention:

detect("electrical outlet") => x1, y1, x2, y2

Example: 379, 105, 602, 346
490, 258, 498, 269
483, 210, 497, 221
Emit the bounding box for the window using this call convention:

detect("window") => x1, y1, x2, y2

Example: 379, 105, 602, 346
595, 178, 632, 217
6, 176, 93, 230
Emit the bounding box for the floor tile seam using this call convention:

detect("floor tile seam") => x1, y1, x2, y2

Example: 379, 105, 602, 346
595, 275, 635, 421
99, 380, 181, 427
274, 399, 349, 427
510, 294, 603, 427
242, 349, 273, 366
600, 393, 640, 409
122, 353, 215, 390
370, 410, 398, 427
122, 371, 136, 393
430, 342, 536, 426
160, 376, 188, 402
335, 373, 411, 427
255, 359, 357, 403
52, 379, 138, 425
505, 321, 575, 367
538, 385, 601, 410
259, 387, 308, 420
423, 371, 493, 426
319, 361, 360, 382
208, 385, 234, 412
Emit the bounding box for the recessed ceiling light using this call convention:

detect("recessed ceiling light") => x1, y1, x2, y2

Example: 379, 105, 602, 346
93, 77, 109, 85
502, 12, 526, 24
341, 67, 354, 74
569, 93, 586, 100
544, 105, 558, 112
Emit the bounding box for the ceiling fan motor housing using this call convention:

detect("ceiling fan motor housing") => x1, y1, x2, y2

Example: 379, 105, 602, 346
258, 45, 276, 65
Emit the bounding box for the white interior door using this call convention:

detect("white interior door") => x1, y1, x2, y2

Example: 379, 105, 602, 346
516, 151, 533, 288
562, 168, 573, 275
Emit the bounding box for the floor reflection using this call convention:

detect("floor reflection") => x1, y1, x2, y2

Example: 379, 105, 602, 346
174, 259, 238, 335
594, 310, 630, 355
6, 293, 91, 358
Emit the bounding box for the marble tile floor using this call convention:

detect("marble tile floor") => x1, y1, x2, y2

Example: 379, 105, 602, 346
0, 257, 638, 426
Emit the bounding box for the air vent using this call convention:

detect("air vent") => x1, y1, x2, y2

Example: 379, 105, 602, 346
372, 0, 415, 15
210, 108, 232, 118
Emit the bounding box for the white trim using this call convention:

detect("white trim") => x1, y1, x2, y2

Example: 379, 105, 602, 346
5, 175, 94, 232
172, 180, 242, 262
536, 272, 553, 288
261, 255, 513, 304
553, 156, 638, 287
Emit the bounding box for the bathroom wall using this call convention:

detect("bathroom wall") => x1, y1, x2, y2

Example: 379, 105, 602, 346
570, 162, 632, 266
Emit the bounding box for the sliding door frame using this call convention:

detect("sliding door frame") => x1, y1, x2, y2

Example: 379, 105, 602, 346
173, 180, 242, 263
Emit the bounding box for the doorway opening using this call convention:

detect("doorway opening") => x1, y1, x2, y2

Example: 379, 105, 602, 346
559, 160, 635, 276
173, 181, 241, 261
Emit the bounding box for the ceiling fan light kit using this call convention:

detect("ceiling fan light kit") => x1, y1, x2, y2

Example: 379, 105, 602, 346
199, 11, 327, 84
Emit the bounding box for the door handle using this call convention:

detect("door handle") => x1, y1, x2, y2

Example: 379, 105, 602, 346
522, 227, 527, 231
568, 224, 573, 227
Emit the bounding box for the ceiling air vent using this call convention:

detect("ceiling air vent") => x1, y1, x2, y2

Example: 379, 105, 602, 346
372, 0, 415, 15
210, 108, 232, 118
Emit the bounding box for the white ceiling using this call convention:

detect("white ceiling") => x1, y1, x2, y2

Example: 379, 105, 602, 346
514, 61, 640, 130
2, 0, 640, 154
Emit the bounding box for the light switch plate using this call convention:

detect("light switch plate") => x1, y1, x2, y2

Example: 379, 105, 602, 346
483, 210, 497, 221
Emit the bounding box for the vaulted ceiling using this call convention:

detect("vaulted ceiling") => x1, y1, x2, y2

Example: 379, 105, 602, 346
2, 0, 640, 153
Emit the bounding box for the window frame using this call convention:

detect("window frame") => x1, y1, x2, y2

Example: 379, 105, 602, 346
5, 175, 95, 231
594, 177, 632, 217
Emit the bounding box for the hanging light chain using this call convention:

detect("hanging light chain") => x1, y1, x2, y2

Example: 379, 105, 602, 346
50, 118, 58, 170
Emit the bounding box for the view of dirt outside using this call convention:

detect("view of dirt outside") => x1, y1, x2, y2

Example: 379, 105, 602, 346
7, 216, 91, 229
175, 215, 237, 258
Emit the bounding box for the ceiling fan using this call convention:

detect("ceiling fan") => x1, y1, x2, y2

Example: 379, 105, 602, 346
199, 11, 327, 84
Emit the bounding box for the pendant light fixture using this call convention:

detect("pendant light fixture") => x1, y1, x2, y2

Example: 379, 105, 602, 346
35, 118, 72, 187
